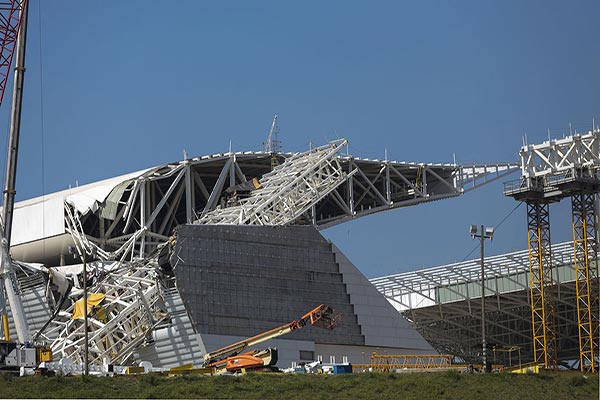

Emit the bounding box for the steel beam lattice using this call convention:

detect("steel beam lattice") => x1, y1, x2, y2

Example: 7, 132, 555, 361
197, 139, 350, 226
370, 353, 453, 371
34, 140, 516, 265
504, 129, 600, 369
571, 193, 599, 372
0, 0, 26, 110
371, 241, 581, 365
519, 130, 600, 180
45, 260, 169, 366
527, 201, 558, 369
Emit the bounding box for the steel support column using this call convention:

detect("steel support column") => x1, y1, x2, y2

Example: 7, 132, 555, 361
526, 201, 558, 368
571, 192, 599, 372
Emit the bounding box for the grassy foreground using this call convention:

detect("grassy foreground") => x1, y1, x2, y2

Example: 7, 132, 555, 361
0, 370, 598, 399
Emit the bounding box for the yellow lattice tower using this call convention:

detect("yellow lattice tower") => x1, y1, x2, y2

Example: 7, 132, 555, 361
571, 192, 599, 372
527, 201, 558, 369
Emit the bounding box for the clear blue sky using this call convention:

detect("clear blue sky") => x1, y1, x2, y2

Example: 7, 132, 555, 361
2, 1, 599, 277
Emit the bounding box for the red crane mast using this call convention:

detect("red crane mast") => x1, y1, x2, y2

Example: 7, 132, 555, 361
0, 0, 27, 111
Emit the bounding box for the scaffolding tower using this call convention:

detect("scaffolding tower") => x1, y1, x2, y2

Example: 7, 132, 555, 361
504, 129, 600, 371
526, 200, 558, 368
571, 192, 599, 371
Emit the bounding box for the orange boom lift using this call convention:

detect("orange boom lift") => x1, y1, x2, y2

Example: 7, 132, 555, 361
203, 304, 339, 373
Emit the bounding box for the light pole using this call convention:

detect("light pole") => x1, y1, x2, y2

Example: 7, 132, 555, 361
470, 224, 494, 373
82, 251, 88, 376
70, 245, 95, 376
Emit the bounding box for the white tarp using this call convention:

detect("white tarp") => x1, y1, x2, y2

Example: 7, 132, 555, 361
65, 185, 118, 215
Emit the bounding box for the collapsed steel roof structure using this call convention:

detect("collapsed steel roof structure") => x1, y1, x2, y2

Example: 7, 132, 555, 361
6, 139, 518, 368
58, 139, 517, 264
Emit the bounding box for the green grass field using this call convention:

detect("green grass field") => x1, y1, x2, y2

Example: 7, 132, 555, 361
0, 370, 598, 399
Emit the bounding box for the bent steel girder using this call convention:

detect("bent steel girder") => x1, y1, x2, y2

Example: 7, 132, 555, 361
45, 259, 169, 366
61, 140, 517, 262
197, 139, 351, 226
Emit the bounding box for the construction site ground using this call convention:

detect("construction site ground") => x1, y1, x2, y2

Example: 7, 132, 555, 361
0, 370, 597, 400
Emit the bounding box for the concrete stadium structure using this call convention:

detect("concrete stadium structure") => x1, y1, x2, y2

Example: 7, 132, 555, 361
1, 140, 517, 369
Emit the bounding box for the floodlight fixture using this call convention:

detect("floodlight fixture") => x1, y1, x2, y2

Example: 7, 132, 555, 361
469, 225, 478, 237
468, 223, 496, 373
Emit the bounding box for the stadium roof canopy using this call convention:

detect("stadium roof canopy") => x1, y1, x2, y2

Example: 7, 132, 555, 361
10, 140, 517, 265
370, 241, 582, 365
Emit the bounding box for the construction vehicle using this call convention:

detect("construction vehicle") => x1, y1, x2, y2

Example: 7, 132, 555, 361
203, 304, 339, 373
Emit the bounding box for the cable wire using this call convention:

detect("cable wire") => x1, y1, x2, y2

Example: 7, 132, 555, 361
37, 0, 46, 259
459, 202, 523, 262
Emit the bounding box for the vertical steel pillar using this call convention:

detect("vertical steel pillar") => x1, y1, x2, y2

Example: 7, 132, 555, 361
526, 201, 558, 368
571, 192, 599, 372
385, 162, 391, 204
139, 181, 146, 258
185, 163, 193, 223
348, 160, 354, 215
479, 226, 487, 372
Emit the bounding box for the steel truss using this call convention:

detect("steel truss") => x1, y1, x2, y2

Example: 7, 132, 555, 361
43, 259, 170, 366
571, 192, 599, 372
505, 129, 600, 370
52, 140, 517, 265
197, 139, 351, 226
519, 129, 600, 180
371, 242, 580, 365
0, 0, 26, 108
527, 201, 558, 369
370, 353, 453, 371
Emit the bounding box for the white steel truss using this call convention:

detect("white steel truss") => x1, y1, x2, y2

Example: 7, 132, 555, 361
504, 128, 600, 370
505, 129, 600, 197
12, 140, 518, 266
519, 129, 600, 179
43, 258, 170, 366
197, 139, 351, 226
371, 241, 582, 365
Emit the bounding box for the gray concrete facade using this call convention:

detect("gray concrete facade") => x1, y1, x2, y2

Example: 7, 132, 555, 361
172, 224, 434, 367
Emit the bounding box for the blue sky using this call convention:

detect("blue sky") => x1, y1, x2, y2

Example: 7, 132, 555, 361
2, 1, 599, 277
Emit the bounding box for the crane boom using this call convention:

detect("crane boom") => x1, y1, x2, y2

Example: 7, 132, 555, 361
203, 304, 338, 366
0, 0, 28, 343
0, 1, 27, 110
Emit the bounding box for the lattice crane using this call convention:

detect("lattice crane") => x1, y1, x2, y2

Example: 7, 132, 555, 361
0, 1, 27, 108
0, 0, 29, 345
